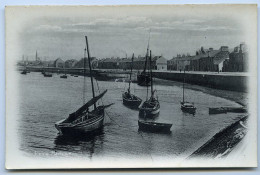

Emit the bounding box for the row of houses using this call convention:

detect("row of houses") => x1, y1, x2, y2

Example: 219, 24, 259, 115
19, 42, 248, 72
167, 43, 248, 72
97, 56, 167, 70
41, 56, 168, 70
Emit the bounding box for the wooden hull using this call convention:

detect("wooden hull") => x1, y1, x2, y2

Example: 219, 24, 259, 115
122, 93, 142, 109
44, 73, 52, 77
139, 100, 160, 118
137, 73, 151, 86
209, 107, 246, 115
60, 75, 67, 79
138, 120, 172, 133
55, 108, 105, 135
181, 105, 196, 114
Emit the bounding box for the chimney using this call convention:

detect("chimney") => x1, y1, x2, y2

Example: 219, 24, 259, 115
220, 46, 229, 51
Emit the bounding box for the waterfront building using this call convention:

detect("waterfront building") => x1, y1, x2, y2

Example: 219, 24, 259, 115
53, 58, 65, 68
118, 57, 132, 70
223, 43, 248, 72
152, 56, 167, 70
190, 46, 229, 72
97, 58, 121, 69
74, 57, 98, 69
65, 59, 78, 68
167, 54, 193, 71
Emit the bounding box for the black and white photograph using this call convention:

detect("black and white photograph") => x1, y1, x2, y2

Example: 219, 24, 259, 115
5, 5, 257, 169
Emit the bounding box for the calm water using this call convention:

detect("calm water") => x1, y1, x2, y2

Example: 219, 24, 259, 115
18, 72, 243, 159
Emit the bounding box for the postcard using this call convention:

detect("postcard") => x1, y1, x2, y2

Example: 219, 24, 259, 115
5, 5, 257, 169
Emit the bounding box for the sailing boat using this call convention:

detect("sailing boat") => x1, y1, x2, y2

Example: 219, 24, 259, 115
180, 69, 196, 114
137, 32, 151, 86
122, 53, 142, 108
139, 50, 160, 118
55, 36, 112, 135
60, 66, 67, 79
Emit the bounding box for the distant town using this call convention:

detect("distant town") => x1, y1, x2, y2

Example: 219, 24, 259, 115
18, 42, 248, 72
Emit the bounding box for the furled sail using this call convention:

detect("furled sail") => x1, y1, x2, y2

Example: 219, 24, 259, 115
75, 89, 107, 114
65, 90, 107, 122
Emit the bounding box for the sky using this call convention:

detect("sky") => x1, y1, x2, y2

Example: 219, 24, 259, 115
15, 5, 249, 61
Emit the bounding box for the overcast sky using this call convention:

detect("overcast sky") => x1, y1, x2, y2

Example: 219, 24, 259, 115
17, 5, 248, 61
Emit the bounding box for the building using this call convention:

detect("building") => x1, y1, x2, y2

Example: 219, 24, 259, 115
52, 58, 65, 68
167, 55, 193, 71
190, 46, 229, 72
118, 57, 132, 70
65, 59, 78, 68
152, 56, 167, 70
74, 57, 98, 69
223, 43, 248, 72
97, 58, 121, 69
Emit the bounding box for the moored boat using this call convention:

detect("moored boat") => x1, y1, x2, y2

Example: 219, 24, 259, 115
44, 72, 53, 77
60, 74, 67, 79
21, 70, 27, 75
55, 36, 112, 135
180, 69, 196, 114
122, 53, 142, 109
138, 120, 172, 133
139, 50, 160, 118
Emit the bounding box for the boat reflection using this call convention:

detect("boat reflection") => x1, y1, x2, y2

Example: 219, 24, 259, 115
53, 127, 104, 158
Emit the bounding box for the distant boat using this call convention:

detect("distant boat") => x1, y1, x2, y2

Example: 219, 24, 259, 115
138, 120, 172, 133
55, 36, 112, 135
21, 70, 27, 75
122, 53, 142, 109
139, 50, 160, 118
44, 72, 52, 77
209, 107, 247, 115
180, 70, 196, 114
60, 74, 67, 78
137, 31, 151, 86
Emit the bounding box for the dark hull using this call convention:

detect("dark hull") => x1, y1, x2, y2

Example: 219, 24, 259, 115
181, 105, 196, 114
138, 120, 172, 133
122, 93, 142, 109
137, 73, 151, 86
56, 117, 104, 135
44, 73, 52, 77
60, 75, 67, 78
209, 107, 246, 115
55, 107, 105, 135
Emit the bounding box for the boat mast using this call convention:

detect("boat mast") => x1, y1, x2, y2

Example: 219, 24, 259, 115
128, 53, 134, 93
85, 36, 96, 109
83, 47, 87, 105
183, 69, 185, 103
143, 30, 151, 73
150, 50, 153, 98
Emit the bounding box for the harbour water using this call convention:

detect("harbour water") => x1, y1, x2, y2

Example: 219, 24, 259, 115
18, 72, 244, 160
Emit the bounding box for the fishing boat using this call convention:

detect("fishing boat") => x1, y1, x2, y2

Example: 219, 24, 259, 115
55, 36, 112, 135
21, 69, 27, 75
137, 32, 151, 86
44, 72, 53, 77
180, 70, 196, 114
138, 120, 172, 133
122, 53, 142, 109
209, 107, 247, 115
139, 50, 160, 118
